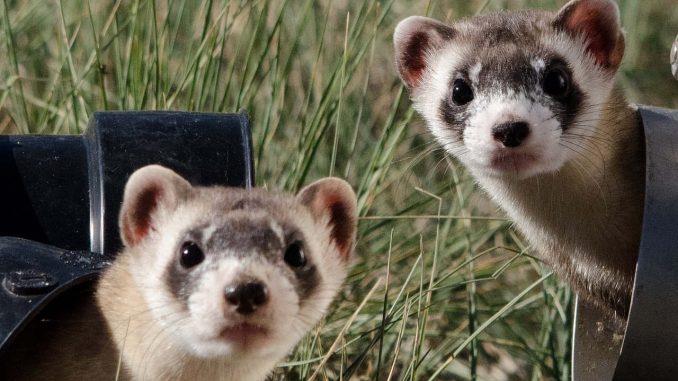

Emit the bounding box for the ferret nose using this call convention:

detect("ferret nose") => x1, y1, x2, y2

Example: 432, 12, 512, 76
492, 122, 530, 148
224, 281, 269, 315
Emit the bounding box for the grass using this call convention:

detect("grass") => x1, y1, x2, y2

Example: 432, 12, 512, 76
1, 0, 676, 380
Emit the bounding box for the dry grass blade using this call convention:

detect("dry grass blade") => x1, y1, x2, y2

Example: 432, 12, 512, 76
308, 277, 383, 381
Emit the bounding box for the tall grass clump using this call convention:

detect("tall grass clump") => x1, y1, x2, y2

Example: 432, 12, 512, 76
1, 0, 676, 380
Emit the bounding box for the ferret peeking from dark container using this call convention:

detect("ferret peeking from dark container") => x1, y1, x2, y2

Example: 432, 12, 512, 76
394, 0, 644, 327
0, 165, 358, 381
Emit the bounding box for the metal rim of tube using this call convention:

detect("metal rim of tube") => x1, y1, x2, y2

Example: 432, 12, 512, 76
572, 106, 678, 381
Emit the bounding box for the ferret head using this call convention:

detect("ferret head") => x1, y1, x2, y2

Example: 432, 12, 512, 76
394, 0, 625, 179
118, 165, 357, 362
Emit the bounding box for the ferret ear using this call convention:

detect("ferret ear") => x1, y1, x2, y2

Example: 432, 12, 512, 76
553, 0, 625, 70
394, 16, 455, 89
119, 165, 192, 247
297, 178, 357, 262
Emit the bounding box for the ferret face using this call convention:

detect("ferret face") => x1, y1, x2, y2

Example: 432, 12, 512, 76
118, 166, 357, 363
394, 0, 625, 179
142, 198, 333, 359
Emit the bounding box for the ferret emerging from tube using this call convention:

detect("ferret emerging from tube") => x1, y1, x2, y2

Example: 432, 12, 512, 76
394, 0, 644, 324
1, 165, 358, 380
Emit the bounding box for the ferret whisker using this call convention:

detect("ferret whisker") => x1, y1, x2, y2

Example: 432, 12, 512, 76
558, 140, 604, 171
560, 137, 605, 159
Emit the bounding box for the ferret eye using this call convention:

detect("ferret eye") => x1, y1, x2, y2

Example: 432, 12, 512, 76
451, 78, 474, 105
180, 241, 205, 268
543, 68, 569, 97
284, 241, 306, 268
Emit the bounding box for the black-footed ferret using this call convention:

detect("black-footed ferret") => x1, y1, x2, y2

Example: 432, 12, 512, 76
394, 0, 644, 323
0, 165, 357, 380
